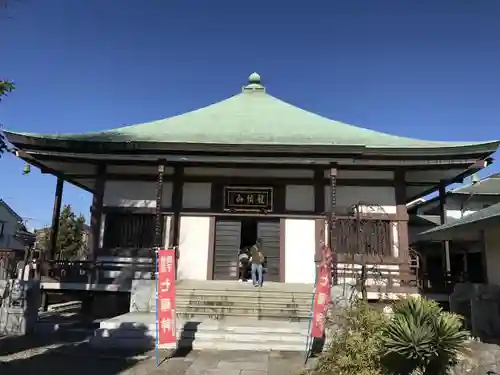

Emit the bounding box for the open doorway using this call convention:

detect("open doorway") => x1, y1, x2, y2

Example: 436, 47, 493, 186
240, 218, 258, 249
238, 218, 258, 282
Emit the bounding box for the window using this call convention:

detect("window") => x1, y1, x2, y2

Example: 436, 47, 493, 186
0, 221, 5, 237
103, 213, 164, 249
336, 218, 392, 257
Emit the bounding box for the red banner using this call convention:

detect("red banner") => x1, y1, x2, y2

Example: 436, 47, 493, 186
157, 248, 177, 345
311, 248, 332, 338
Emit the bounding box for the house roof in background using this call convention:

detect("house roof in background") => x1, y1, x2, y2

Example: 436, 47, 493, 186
0, 199, 22, 222
452, 172, 500, 195
408, 172, 500, 213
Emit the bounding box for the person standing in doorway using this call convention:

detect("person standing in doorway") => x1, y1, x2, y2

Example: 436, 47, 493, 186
238, 247, 250, 282
250, 238, 265, 287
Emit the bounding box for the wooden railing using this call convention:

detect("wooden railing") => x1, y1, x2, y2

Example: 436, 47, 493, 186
335, 216, 394, 258
333, 254, 418, 295
39, 259, 154, 284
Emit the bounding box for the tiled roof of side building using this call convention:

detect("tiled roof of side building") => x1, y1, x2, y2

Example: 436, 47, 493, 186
419, 201, 500, 240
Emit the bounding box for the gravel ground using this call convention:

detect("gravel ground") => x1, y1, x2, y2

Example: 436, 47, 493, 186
0, 335, 307, 375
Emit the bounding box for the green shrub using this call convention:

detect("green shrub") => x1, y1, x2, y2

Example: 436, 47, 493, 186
310, 301, 387, 375
380, 297, 469, 375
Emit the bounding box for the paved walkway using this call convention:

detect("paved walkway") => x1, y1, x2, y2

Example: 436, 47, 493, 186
152, 350, 307, 375
1, 337, 309, 375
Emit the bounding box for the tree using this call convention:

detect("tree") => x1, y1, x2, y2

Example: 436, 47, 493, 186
0, 80, 14, 155
36, 205, 87, 260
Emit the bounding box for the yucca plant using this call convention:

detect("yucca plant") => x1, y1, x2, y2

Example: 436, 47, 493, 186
380, 297, 469, 375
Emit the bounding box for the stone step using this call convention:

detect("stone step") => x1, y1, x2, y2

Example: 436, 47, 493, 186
91, 335, 307, 352
176, 312, 309, 321
95, 327, 307, 344
172, 304, 310, 316
99, 313, 310, 333
175, 301, 311, 311
176, 281, 313, 296
151, 295, 313, 320
175, 299, 312, 308
176, 289, 313, 299
176, 294, 314, 305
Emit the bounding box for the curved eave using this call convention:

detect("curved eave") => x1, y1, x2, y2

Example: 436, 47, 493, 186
4, 131, 500, 158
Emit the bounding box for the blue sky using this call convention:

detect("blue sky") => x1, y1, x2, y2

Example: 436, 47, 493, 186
1, 0, 499, 229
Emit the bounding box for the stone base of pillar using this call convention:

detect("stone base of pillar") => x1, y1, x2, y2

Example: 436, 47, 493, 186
0, 279, 40, 336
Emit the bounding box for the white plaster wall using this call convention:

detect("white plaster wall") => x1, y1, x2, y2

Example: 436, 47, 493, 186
392, 222, 399, 257
325, 186, 397, 214
177, 216, 210, 281
103, 181, 173, 208
285, 185, 315, 211
182, 183, 211, 209
284, 219, 316, 284
485, 228, 500, 286
446, 209, 477, 220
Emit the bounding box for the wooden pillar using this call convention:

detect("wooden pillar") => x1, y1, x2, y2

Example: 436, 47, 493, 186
83, 164, 105, 317
313, 168, 325, 214
154, 162, 165, 248
328, 166, 338, 285
395, 170, 410, 261
169, 165, 184, 248
48, 177, 64, 263
438, 183, 451, 274
395, 170, 411, 287
169, 165, 183, 279
90, 163, 106, 261
480, 230, 489, 283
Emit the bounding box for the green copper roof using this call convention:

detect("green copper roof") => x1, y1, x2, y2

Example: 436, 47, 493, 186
6, 73, 500, 149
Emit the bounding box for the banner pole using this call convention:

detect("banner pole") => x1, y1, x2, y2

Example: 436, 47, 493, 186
155, 247, 160, 368
304, 264, 317, 365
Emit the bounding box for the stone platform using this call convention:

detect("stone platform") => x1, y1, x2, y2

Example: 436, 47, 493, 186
91, 312, 311, 352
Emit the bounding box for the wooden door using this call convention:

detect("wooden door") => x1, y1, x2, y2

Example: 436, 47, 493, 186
213, 220, 241, 280
257, 220, 281, 282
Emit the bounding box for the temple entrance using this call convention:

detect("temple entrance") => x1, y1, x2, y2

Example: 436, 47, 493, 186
240, 219, 258, 250
212, 218, 281, 281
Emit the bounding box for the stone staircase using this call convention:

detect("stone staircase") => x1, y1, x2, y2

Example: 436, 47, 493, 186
172, 280, 314, 322
91, 280, 316, 351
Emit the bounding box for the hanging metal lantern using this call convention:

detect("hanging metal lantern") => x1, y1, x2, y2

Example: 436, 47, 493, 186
22, 163, 30, 175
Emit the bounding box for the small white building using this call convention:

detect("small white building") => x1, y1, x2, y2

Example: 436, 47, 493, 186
4, 73, 499, 294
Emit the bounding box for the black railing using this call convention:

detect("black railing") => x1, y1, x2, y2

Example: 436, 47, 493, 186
40, 259, 155, 284
420, 272, 460, 295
